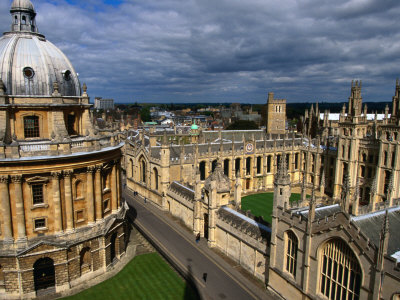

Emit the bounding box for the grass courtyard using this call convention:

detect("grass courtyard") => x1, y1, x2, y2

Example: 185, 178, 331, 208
64, 253, 199, 300
241, 193, 304, 224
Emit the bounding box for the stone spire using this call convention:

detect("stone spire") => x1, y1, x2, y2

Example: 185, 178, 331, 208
275, 152, 290, 185
377, 210, 390, 271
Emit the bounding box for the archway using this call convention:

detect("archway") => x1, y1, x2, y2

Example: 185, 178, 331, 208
33, 257, 55, 292
203, 213, 209, 239
80, 247, 92, 275
110, 232, 118, 262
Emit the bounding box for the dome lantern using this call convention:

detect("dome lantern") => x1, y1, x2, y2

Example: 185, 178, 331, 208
10, 0, 38, 33
0, 0, 81, 97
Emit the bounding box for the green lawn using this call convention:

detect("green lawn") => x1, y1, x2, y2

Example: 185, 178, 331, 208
64, 253, 199, 300
241, 193, 305, 224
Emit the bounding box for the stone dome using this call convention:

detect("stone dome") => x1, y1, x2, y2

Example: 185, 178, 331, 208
11, 0, 35, 12
0, 0, 81, 97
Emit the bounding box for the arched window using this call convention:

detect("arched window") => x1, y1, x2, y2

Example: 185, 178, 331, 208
22, 16, 26, 25
141, 159, 146, 183
14, 16, 18, 24
267, 155, 271, 173
24, 116, 40, 138
153, 168, 159, 191
285, 231, 298, 277
199, 161, 206, 180
246, 157, 251, 175
130, 159, 134, 177
256, 156, 262, 174
235, 158, 241, 176
224, 159, 230, 177
320, 239, 361, 300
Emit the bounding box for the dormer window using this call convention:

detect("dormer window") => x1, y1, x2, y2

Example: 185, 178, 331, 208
63, 70, 71, 81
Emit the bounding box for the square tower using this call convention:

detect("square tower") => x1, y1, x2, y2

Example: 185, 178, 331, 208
267, 92, 286, 134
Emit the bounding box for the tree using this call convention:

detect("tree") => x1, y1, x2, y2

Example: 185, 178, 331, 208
141, 107, 151, 122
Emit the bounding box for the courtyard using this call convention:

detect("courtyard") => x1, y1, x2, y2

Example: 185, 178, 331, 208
241, 192, 303, 223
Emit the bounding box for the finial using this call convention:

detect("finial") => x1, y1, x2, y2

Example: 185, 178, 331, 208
382, 209, 390, 235
83, 83, 87, 94
396, 78, 399, 87
359, 80, 362, 89
52, 81, 59, 95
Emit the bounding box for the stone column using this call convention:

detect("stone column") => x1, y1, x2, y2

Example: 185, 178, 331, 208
111, 162, 118, 213
51, 172, 63, 234
11, 175, 26, 241
63, 170, 74, 232
0, 176, 13, 241
86, 166, 95, 224
95, 165, 103, 221
116, 161, 121, 209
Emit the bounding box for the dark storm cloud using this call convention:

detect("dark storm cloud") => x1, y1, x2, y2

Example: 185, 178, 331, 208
1, 0, 400, 103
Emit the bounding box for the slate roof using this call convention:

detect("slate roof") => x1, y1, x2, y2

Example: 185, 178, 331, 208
217, 207, 270, 241
169, 181, 195, 201
297, 204, 342, 220
351, 207, 400, 256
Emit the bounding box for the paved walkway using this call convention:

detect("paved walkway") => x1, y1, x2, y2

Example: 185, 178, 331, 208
124, 189, 276, 300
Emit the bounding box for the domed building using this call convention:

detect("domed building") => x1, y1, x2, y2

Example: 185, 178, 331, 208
0, 1, 128, 297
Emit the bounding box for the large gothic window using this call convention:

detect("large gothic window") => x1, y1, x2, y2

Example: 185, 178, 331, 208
320, 239, 361, 300
24, 116, 40, 138
285, 231, 298, 277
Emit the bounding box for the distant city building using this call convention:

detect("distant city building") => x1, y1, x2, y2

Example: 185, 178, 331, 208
94, 97, 114, 110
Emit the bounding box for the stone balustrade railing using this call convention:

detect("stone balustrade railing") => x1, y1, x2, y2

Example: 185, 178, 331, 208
0, 133, 122, 159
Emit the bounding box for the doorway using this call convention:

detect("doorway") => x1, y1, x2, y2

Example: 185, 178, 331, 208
203, 213, 209, 239
33, 257, 55, 292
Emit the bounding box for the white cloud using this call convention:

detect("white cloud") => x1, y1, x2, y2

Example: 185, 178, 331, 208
0, 0, 399, 103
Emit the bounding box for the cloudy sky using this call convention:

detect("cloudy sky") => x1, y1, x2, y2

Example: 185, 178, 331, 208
1, 0, 400, 103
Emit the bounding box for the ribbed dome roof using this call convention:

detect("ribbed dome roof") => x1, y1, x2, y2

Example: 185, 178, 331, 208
11, 0, 35, 12
0, 0, 81, 97
0, 34, 81, 96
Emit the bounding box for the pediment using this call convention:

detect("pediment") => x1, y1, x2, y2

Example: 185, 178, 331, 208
18, 240, 67, 257
26, 176, 49, 184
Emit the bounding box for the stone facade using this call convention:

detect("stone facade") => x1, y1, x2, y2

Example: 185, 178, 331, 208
0, 1, 129, 298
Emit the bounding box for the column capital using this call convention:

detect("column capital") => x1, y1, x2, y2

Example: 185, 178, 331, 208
95, 164, 103, 172
11, 175, 22, 183
0, 175, 9, 183
63, 170, 73, 178
51, 171, 62, 179
87, 166, 96, 173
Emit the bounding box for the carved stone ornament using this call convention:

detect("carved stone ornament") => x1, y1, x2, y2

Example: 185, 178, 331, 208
0, 175, 9, 183
10, 175, 22, 183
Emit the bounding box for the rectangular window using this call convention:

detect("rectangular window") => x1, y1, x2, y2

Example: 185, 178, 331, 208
24, 116, 40, 138
34, 218, 46, 230
32, 184, 44, 205
76, 210, 84, 222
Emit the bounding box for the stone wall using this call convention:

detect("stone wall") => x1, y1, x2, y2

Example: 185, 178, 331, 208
215, 207, 270, 281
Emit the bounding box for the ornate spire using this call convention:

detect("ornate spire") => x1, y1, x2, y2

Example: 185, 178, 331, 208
275, 152, 290, 185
